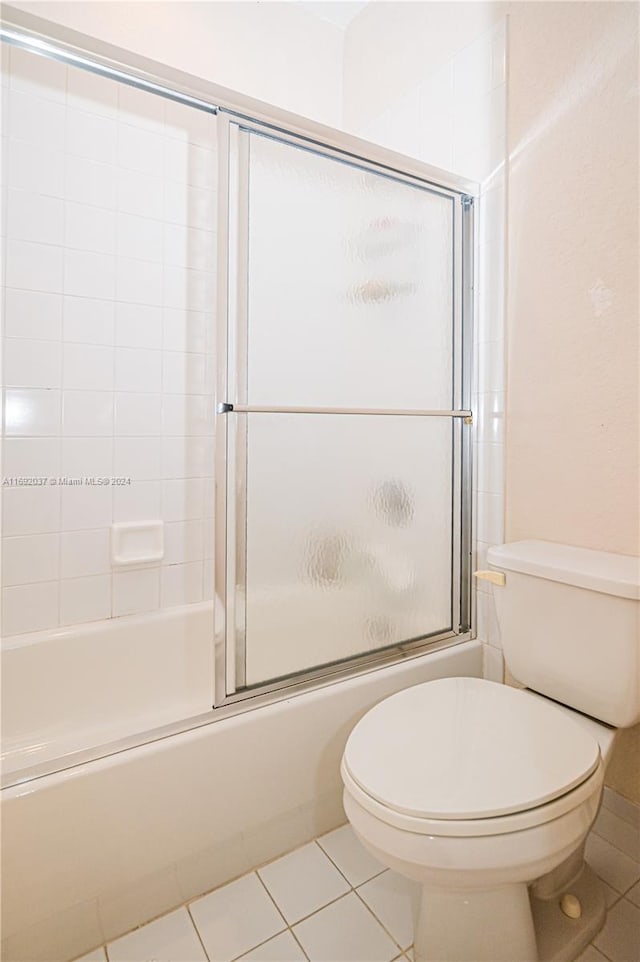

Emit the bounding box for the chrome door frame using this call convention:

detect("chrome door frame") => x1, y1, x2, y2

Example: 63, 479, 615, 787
215, 113, 475, 707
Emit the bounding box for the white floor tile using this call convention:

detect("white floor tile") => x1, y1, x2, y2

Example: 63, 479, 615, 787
627, 879, 640, 907
237, 931, 307, 961
601, 878, 623, 908
594, 807, 640, 861
575, 945, 609, 962
107, 907, 206, 962
593, 897, 640, 962
258, 842, 350, 924
603, 789, 640, 829
190, 872, 285, 962
356, 871, 420, 950
317, 824, 385, 887
585, 833, 640, 894
293, 891, 399, 962
73, 950, 107, 962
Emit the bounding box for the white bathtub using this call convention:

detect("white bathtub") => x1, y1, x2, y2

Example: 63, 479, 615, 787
1, 603, 215, 778
1, 620, 482, 962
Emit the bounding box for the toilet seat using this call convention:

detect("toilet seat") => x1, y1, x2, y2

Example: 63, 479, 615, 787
342, 677, 602, 836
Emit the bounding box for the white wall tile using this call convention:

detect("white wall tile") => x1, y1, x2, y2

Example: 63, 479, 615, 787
60, 574, 111, 625
61, 528, 111, 579
114, 393, 162, 436
116, 257, 163, 306
161, 479, 206, 522
8, 89, 66, 150
112, 567, 160, 617
162, 309, 213, 354
65, 155, 117, 210
164, 186, 215, 230
63, 391, 114, 436
117, 122, 164, 176
64, 250, 116, 300
65, 202, 117, 255
165, 101, 215, 148
2, 580, 59, 635
476, 442, 504, 495
7, 188, 64, 245
477, 491, 504, 545
6, 238, 64, 293
63, 343, 115, 392
9, 46, 67, 103
66, 109, 118, 165
114, 438, 162, 481
203, 558, 214, 600
162, 352, 209, 395
477, 391, 505, 445
62, 438, 113, 478
2, 485, 61, 536
2, 533, 60, 586
4, 388, 61, 437
117, 168, 163, 220
4, 338, 62, 388
161, 395, 214, 437
160, 562, 203, 607
116, 213, 163, 264
5, 289, 63, 341
63, 296, 115, 345
163, 266, 215, 312
163, 224, 215, 270
67, 66, 118, 117
113, 480, 162, 522
3, 438, 60, 477
118, 84, 165, 133
115, 348, 162, 393
164, 520, 204, 564
7, 138, 65, 197
115, 303, 163, 349
162, 437, 214, 479
61, 483, 113, 531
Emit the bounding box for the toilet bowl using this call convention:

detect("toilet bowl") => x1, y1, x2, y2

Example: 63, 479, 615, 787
341, 676, 614, 962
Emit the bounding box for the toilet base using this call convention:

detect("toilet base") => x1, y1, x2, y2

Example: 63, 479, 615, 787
531, 862, 606, 962
415, 882, 537, 962
412, 863, 606, 962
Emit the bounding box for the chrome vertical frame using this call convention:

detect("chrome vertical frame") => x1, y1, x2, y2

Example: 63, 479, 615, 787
459, 195, 475, 632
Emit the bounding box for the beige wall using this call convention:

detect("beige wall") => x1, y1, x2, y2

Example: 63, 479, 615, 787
505, 0, 639, 557
8, 1, 344, 126
505, 1, 639, 802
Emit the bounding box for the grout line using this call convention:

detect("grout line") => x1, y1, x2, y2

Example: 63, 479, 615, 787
185, 902, 211, 962
352, 886, 406, 957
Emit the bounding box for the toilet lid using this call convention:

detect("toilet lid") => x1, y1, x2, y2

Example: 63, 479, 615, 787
343, 678, 601, 820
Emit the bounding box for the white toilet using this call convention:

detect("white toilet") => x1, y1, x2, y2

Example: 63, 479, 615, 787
341, 541, 639, 962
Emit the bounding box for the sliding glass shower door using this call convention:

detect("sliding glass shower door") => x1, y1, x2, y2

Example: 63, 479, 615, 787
217, 117, 473, 699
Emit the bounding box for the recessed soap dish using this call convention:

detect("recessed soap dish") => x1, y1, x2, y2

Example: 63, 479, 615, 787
111, 521, 164, 567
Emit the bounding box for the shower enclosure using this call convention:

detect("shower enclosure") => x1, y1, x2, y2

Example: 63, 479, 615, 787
1, 11, 475, 788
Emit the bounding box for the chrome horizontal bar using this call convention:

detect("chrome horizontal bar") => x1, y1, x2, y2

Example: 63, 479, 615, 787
217, 403, 473, 418
0, 26, 218, 113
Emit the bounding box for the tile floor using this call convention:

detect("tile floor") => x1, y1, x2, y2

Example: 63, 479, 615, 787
76, 787, 639, 962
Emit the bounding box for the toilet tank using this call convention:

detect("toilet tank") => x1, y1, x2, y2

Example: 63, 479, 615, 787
487, 541, 640, 728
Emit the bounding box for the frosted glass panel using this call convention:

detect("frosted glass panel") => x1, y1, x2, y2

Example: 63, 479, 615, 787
245, 133, 454, 409
242, 414, 453, 687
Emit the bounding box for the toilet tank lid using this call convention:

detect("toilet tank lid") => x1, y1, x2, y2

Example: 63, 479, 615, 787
487, 541, 640, 600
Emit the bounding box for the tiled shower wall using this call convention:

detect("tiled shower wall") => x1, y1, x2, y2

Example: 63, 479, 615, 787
1, 46, 217, 636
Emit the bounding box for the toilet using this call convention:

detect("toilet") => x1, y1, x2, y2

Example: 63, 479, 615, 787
341, 541, 640, 962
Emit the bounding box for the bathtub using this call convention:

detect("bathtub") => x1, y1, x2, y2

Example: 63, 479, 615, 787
1, 616, 482, 962
1, 603, 215, 779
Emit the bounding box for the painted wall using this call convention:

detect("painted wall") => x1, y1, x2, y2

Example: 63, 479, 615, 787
504, 0, 639, 802
8, 0, 344, 127
505, 0, 639, 557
